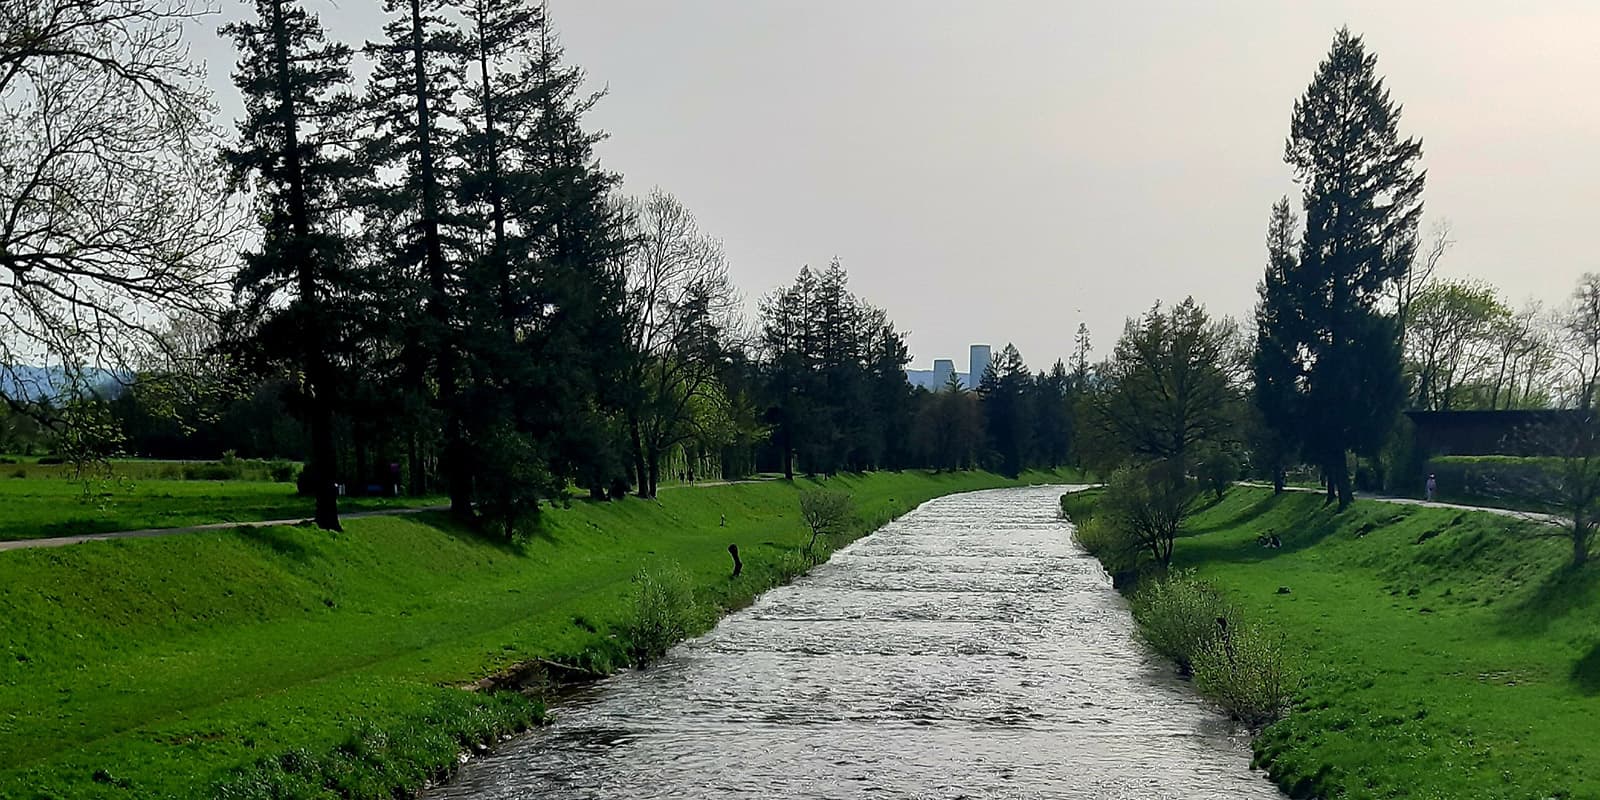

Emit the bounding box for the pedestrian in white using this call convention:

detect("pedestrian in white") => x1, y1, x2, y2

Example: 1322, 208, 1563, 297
1425, 473, 1437, 502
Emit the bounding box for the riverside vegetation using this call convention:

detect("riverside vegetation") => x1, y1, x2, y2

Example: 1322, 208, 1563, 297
1063, 485, 1600, 799
0, 469, 1071, 799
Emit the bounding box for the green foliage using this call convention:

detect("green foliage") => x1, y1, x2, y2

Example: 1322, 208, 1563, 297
1130, 570, 1236, 673
268, 460, 299, 484
622, 562, 707, 667
1261, 28, 1424, 508
1087, 297, 1239, 466
1404, 280, 1511, 411
758, 261, 918, 478
1098, 460, 1197, 566
1071, 515, 1137, 575
1195, 448, 1241, 501
1192, 622, 1297, 727
470, 423, 554, 539
977, 343, 1033, 478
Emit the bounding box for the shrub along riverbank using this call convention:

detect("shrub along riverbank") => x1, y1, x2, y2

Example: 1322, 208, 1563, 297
0, 469, 1074, 799
1063, 486, 1600, 799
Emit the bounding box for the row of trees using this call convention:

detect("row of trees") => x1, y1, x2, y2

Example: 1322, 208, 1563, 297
2, 0, 1094, 538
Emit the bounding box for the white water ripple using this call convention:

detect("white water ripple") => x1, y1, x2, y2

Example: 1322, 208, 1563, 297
423, 485, 1286, 799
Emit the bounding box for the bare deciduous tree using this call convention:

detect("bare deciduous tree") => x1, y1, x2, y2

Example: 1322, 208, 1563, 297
1395, 218, 1453, 356
1558, 274, 1600, 410
621, 189, 741, 497
798, 488, 852, 560
0, 0, 238, 416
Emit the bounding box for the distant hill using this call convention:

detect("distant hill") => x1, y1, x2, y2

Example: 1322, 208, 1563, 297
0, 365, 125, 403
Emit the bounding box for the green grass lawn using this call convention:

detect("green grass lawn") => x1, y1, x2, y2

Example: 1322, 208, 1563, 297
0, 478, 445, 541
1123, 487, 1600, 799
0, 469, 1074, 799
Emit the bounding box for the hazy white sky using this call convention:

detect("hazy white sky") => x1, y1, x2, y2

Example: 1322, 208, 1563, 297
190, 1, 1600, 374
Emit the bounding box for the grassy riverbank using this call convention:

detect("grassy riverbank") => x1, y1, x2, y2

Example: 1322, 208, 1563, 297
1065, 486, 1600, 799
0, 469, 1072, 799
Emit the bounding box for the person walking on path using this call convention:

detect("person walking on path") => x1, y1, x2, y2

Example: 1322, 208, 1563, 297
1425, 473, 1438, 502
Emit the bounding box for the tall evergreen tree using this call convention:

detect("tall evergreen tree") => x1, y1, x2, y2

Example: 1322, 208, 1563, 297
1252, 197, 1303, 493
978, 343, 1031, 478
515, 23, 632, 501
1274, 28, 1424, 508
364, 0, 471, 515
223, 0, 365, 530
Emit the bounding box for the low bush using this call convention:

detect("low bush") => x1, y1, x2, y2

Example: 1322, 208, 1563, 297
268, 460, 299, 483
774, 548, 815, 584
622, 562, 706, 667
1072, 515, 1137, 575
1192, 622, 1297, 726
798, 489, 854, 560
1130, 570, 1234, 674
1195, 449, 1241, 501
35, 455, 65, 465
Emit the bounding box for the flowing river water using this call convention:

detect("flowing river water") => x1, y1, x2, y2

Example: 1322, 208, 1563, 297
425, 485, 1285, 799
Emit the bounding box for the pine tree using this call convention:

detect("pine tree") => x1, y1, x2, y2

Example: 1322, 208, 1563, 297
978, 343, 1031, 478
363, 0, 472, 516
514, 21, 632, 501
1252, 197, 1303, 493
223, 0, 366, 531
1278, 27, 1424, 509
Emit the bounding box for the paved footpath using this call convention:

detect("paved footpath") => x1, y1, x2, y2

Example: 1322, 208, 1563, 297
0, 478, 778, 554
0, 505, 452, 553
1244, 483, 1565, 526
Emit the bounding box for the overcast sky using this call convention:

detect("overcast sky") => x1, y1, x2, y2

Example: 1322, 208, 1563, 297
190, 1, 1600, 374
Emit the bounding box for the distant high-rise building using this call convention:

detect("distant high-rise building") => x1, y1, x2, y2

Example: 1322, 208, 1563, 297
904, 343, 994, 390
967, 344, 992, 388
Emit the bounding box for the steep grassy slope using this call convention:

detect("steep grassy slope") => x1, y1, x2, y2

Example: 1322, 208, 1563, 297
1077, 487, 1600, 799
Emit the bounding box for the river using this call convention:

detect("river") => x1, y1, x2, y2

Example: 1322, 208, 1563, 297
424, 485, 1284, 799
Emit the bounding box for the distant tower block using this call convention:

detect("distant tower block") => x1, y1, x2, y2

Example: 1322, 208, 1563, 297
932, 359, 955, 386
968, 344, 992, 388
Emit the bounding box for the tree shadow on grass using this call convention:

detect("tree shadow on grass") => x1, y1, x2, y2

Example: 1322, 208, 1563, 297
237, 524, 315, 561
1184, 490, 1284, 535
1176, 494, 1353, 569
1573, 642, 1600, 695
410, 511, 534, 554
1499, 561, 1600, 637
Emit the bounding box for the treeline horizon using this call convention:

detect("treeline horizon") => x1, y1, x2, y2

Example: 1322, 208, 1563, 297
7, 7, 1600, 543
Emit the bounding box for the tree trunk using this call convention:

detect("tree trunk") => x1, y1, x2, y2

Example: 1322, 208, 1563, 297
407, 432, 424, 496
629, 415, 649, 498
309, 397, 341, 531
1334, 459, 1354, 510
1575, 513, 1590, 567
781, 424, 795, 481
270, 0, 338, 531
